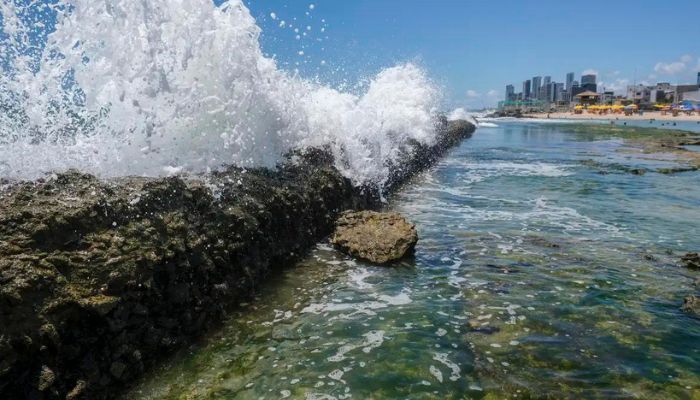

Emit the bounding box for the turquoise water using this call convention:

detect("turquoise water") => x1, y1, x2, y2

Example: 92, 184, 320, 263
129, 122, 700, 399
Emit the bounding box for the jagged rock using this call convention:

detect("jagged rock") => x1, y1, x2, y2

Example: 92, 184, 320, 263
331, 211, 418, 264
681, 253, 700, 270
681, 295, 700, 315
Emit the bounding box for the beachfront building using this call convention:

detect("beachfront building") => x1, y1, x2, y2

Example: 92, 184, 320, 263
683, 89, 700, 102
676, 84, 700, 101
626, 82, 700, 106
600, 91, 615, 105
649, 83, 673, 104
574, 91, 600, 106
626, 84, 651, 104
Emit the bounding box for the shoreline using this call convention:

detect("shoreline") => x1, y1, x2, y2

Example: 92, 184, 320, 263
522, 111, 700, 123
0, 119, 475, 399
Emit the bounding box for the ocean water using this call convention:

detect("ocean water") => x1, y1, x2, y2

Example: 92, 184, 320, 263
129, 122, 700, 399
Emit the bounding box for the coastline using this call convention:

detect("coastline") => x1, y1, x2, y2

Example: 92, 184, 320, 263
522, 111, 700, 123
0, 119, 475, 400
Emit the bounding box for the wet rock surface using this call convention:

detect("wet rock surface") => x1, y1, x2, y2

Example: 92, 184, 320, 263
0, 119, 475, 399
330, 211, 418, 264
681, 252, 700, 270
681, 295, 700, 315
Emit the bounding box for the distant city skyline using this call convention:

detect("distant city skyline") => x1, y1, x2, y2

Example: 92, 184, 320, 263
242, 1, 700, 110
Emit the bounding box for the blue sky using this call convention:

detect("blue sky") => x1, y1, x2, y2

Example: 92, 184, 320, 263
244, 0, 700, 109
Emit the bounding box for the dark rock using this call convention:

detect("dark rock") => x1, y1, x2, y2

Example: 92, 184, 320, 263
331, 211, 418, 264
681, 253, 700, 270
657, 166, 699, 174
0, 119, 475, 399
109, 362, 126, 380
681, 295, 700, 315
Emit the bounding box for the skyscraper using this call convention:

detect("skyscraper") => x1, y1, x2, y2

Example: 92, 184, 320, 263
697, 72, 700, 86
566, 72, 575, 92
505, 84, 515, 101
555, 82, 565, 102
532, 76, 542, 101
581, 74, 597, 92
542, 76, 551, 101
523, 80, 531, 99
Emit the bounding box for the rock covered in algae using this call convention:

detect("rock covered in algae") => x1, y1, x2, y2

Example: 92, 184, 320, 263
331, 210, 418, 264
681, 252, 700, 270
681, 295, 700, 315
0, 119, 475, 399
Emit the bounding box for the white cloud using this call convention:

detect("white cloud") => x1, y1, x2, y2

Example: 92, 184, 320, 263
654, 61, 686, 75
653, 54, 695, 75
466, 90, 480, 98
598, 78, 630, 94
582, 69, 598, 76
486, 89, 499, 97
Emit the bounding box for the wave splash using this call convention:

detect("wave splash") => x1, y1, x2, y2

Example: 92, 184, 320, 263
0, 0, 439, 185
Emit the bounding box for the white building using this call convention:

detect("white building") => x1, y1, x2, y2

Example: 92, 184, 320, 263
683, 90, 700, 102
626, 85, 651, 103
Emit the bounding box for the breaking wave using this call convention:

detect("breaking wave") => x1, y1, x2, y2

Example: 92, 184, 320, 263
0, 0, 440, 185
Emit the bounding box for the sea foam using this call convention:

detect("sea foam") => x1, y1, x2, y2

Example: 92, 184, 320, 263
0, 0, 439, 186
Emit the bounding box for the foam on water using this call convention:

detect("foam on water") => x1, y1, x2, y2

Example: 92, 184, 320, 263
0, 0, 439, 186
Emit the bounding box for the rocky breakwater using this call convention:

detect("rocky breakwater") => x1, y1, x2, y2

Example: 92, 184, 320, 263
0, 118, 475, 399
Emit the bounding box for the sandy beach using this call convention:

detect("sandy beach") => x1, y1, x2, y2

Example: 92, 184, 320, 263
524, 111, 700, 123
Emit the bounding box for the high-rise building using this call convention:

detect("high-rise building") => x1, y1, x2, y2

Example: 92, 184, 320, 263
541, 77, 551, 101
543, 82, 554, 103
505, 84, 515, 101
532, 76, 542, 100
555, 83, 565, 102
697, 72, 700, 86
581, 74, 597, 92
566, 72, 575, 101
581, 74, 596, 85
522, 80, 531, 99
566, 73, 575, 91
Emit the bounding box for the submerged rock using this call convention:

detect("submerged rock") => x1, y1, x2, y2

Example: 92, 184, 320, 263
681, 295, 700, 315
331, 211, 418, 264
681, 253, 700, 270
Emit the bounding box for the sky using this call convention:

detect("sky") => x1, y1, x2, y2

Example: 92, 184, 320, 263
243, 0, 700, 109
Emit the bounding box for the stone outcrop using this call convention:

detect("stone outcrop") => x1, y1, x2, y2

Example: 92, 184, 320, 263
330, 211, 418, 264
681, 295, 700, 316
681, 253, 700, 270
0, 118, 475, 399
